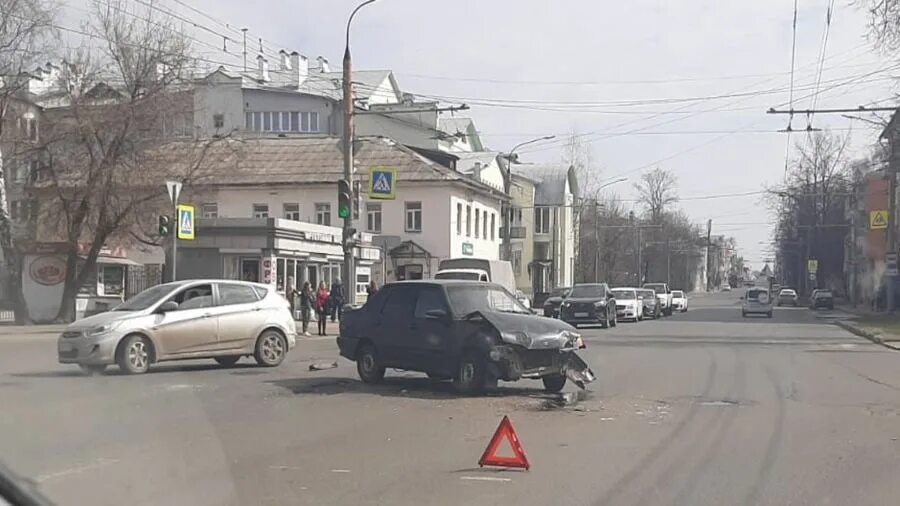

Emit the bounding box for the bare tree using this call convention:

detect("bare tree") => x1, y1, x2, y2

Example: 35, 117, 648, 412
634, 168, 678, 224
0, 0, 55, 322
860, 0, 900, 52
28, 0, 231, 322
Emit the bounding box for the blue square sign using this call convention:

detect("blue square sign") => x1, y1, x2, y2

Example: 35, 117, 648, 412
368, 166, 397, 200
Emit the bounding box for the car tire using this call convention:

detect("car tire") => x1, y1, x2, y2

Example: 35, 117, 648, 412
254, 330, 287, 367
79, 364, 107, 375
356, 344, 385, 384
599, 313, 608, 329
542, 374, 567, 393
117, 334, 152, 375
214, 356, 241, 367
767, 312, 773, 318
454, 351, 487, 395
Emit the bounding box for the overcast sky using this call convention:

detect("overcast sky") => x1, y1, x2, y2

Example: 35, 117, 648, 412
68, 0, 899, 269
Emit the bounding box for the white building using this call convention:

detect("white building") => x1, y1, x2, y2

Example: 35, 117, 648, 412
184, 136, 507, 286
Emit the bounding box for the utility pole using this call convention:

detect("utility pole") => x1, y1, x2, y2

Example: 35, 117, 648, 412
666, 237, 671, 286
341, 0, 377, 291
706, 219, 712, 291
888, 127, 899, 312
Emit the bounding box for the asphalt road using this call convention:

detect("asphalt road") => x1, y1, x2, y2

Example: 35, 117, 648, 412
2, 291, 900, 505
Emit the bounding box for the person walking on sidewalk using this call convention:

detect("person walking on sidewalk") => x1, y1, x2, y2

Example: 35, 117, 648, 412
316, 281, 330, 336
299, 281, 313, 336
329, 278, 344, 322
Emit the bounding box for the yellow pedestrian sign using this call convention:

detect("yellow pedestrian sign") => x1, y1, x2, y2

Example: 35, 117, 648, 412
177, 204, 195, 240
870, 210, 888, 230
368, 166, 397, 200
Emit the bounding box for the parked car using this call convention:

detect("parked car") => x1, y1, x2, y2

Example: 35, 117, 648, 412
542, 286, 571, 318
637, 288, 659, 318
560, 283, 617, 328
777, 288, 798, 307
741, 287, 772, 318
610, 287, 643, 321
338, 280, 596, 394
57, 280, 297, 375
809, 289, 834, 310
671, 290, 688, 312
643, 282, 673, 316
722, 285, 732, 292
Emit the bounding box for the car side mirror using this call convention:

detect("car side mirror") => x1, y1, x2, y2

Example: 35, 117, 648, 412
739, 296, 745, 300
424, 308, 448, 321
158, 301, 179, 313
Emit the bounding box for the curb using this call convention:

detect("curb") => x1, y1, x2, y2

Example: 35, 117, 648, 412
834, 320, 900, 351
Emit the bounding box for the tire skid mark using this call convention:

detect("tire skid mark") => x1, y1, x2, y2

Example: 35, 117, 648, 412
595, 347, 718, 506
665, 347, 747, 505
742, 365, 786, 506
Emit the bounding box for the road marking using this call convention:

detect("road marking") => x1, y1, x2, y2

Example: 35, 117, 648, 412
331, 469, 351, 473
36, 458, 119, 482
460, 476, 512, 482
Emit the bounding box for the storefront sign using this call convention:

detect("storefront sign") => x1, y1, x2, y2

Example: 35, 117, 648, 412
462, 242, 474, 256
303, 231, 339, 243
262, 257, 273, 284
29, 255, 66, 286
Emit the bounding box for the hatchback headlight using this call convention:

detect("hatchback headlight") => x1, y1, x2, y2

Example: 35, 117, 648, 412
86, 321, 122, 337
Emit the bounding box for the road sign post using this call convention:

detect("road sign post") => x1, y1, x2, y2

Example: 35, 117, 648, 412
165, 181, 183, 281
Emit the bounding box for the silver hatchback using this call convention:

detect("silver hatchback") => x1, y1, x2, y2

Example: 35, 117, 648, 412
58, 280, 297, 374
741, 287, 773, 318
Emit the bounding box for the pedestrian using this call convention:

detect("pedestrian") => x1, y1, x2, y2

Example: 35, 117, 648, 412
316, 281, 330, 336
329, 278, 344, 322
299, 281, 313, 336
366, 280, 378, 297
286, 277, 297, 319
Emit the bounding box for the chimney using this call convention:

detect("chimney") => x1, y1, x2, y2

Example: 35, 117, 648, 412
291, 51, 308, 89
316, 56, 330, 73
279, 49, 291, 70
256, 54, 269, 82
473, 162, 483, 180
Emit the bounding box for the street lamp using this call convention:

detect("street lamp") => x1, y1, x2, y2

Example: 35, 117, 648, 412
341, 0, 378, 291
596, 177, 628, 192
500, 135, 556, 260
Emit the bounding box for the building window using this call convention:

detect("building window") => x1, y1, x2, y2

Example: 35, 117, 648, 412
512, 249, 522, 276
475, 209, 480, 238
98, 265, 124, 297
490, 213, 496, 241
356, 272, 370, 297
483, 213, 488, 239
366, 203, 382, 233
245, 111, 321, 133
457, 203, 462, 235
283, 203, 300, 221
405, 202, 422, 232
316, 203, 331, 226
200, 203, 218, 218
252, 203, 269, 218
535, 206, 551, 234
466, 205, 471, 237
213, 113, 224, 129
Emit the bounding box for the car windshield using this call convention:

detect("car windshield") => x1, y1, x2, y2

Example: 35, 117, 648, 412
644, 283, 666, 293
611, 289, 637, 300
570, 284, 607, 298
780, 289, 796, 296
672, 291, 684, 297
747, 289, 769, 302
434, 271, 481, 281
816, 290, 833, 297
112, 284, 175, 311
639, 290, 656, 299
446, 285, 531, 316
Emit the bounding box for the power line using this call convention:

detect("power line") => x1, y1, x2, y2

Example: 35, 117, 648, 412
809, 0, 838, 122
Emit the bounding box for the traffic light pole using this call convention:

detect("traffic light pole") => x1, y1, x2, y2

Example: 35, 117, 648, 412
341, 43, 355, 292
172, 205, 178, 282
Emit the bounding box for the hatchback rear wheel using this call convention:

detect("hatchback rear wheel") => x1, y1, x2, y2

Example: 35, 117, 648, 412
254, 330, 287, 367
357, 344, 385, 384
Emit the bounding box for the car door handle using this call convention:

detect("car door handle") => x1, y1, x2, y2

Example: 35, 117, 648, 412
202, 313, 213, 319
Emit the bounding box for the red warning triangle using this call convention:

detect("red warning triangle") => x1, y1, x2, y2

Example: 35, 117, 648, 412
478, 416, 530, 470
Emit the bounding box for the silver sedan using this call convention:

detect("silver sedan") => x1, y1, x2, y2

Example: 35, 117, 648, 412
58, 280, 297, 374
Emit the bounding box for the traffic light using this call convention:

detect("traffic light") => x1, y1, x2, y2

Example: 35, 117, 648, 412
158, 215, 171, 237
337, 179, 352, 219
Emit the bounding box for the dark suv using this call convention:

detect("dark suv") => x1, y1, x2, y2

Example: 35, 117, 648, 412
338, 280, 595, 394
559, 283, 617, 328
810, 289, 834, 310
542, 286, 571, 318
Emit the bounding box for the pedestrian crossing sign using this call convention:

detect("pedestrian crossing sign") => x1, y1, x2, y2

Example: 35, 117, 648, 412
176, 204, 195, 240
368, 166, 397, 200
870, 209, 888, 230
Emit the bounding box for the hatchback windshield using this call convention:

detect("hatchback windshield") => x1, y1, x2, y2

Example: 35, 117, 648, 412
611, 288, 637, 300
672, 290, 684, 298
446, 285, 530, 316
747, 289, 769, 302
570, 284, 607, 298
644, 283, 666, 293
113, 284, 176, 311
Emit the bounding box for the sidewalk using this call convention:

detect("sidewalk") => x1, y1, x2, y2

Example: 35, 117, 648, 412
833, 304, 900, 350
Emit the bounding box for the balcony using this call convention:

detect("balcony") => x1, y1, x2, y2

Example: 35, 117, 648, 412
500, 226, 527, 239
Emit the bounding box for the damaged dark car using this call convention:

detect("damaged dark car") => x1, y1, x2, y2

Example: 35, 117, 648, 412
338, 280, 596, 394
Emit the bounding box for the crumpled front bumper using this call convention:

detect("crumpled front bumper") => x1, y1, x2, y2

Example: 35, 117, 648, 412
489, 345, 596, 388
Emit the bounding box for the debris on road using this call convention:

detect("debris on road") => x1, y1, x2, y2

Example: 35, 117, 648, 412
308, 361, 338, 371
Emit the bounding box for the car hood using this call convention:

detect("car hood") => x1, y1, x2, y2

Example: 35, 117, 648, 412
477, 310, 580, 350
65, 311, 138, 331
564, 297, 607, 304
